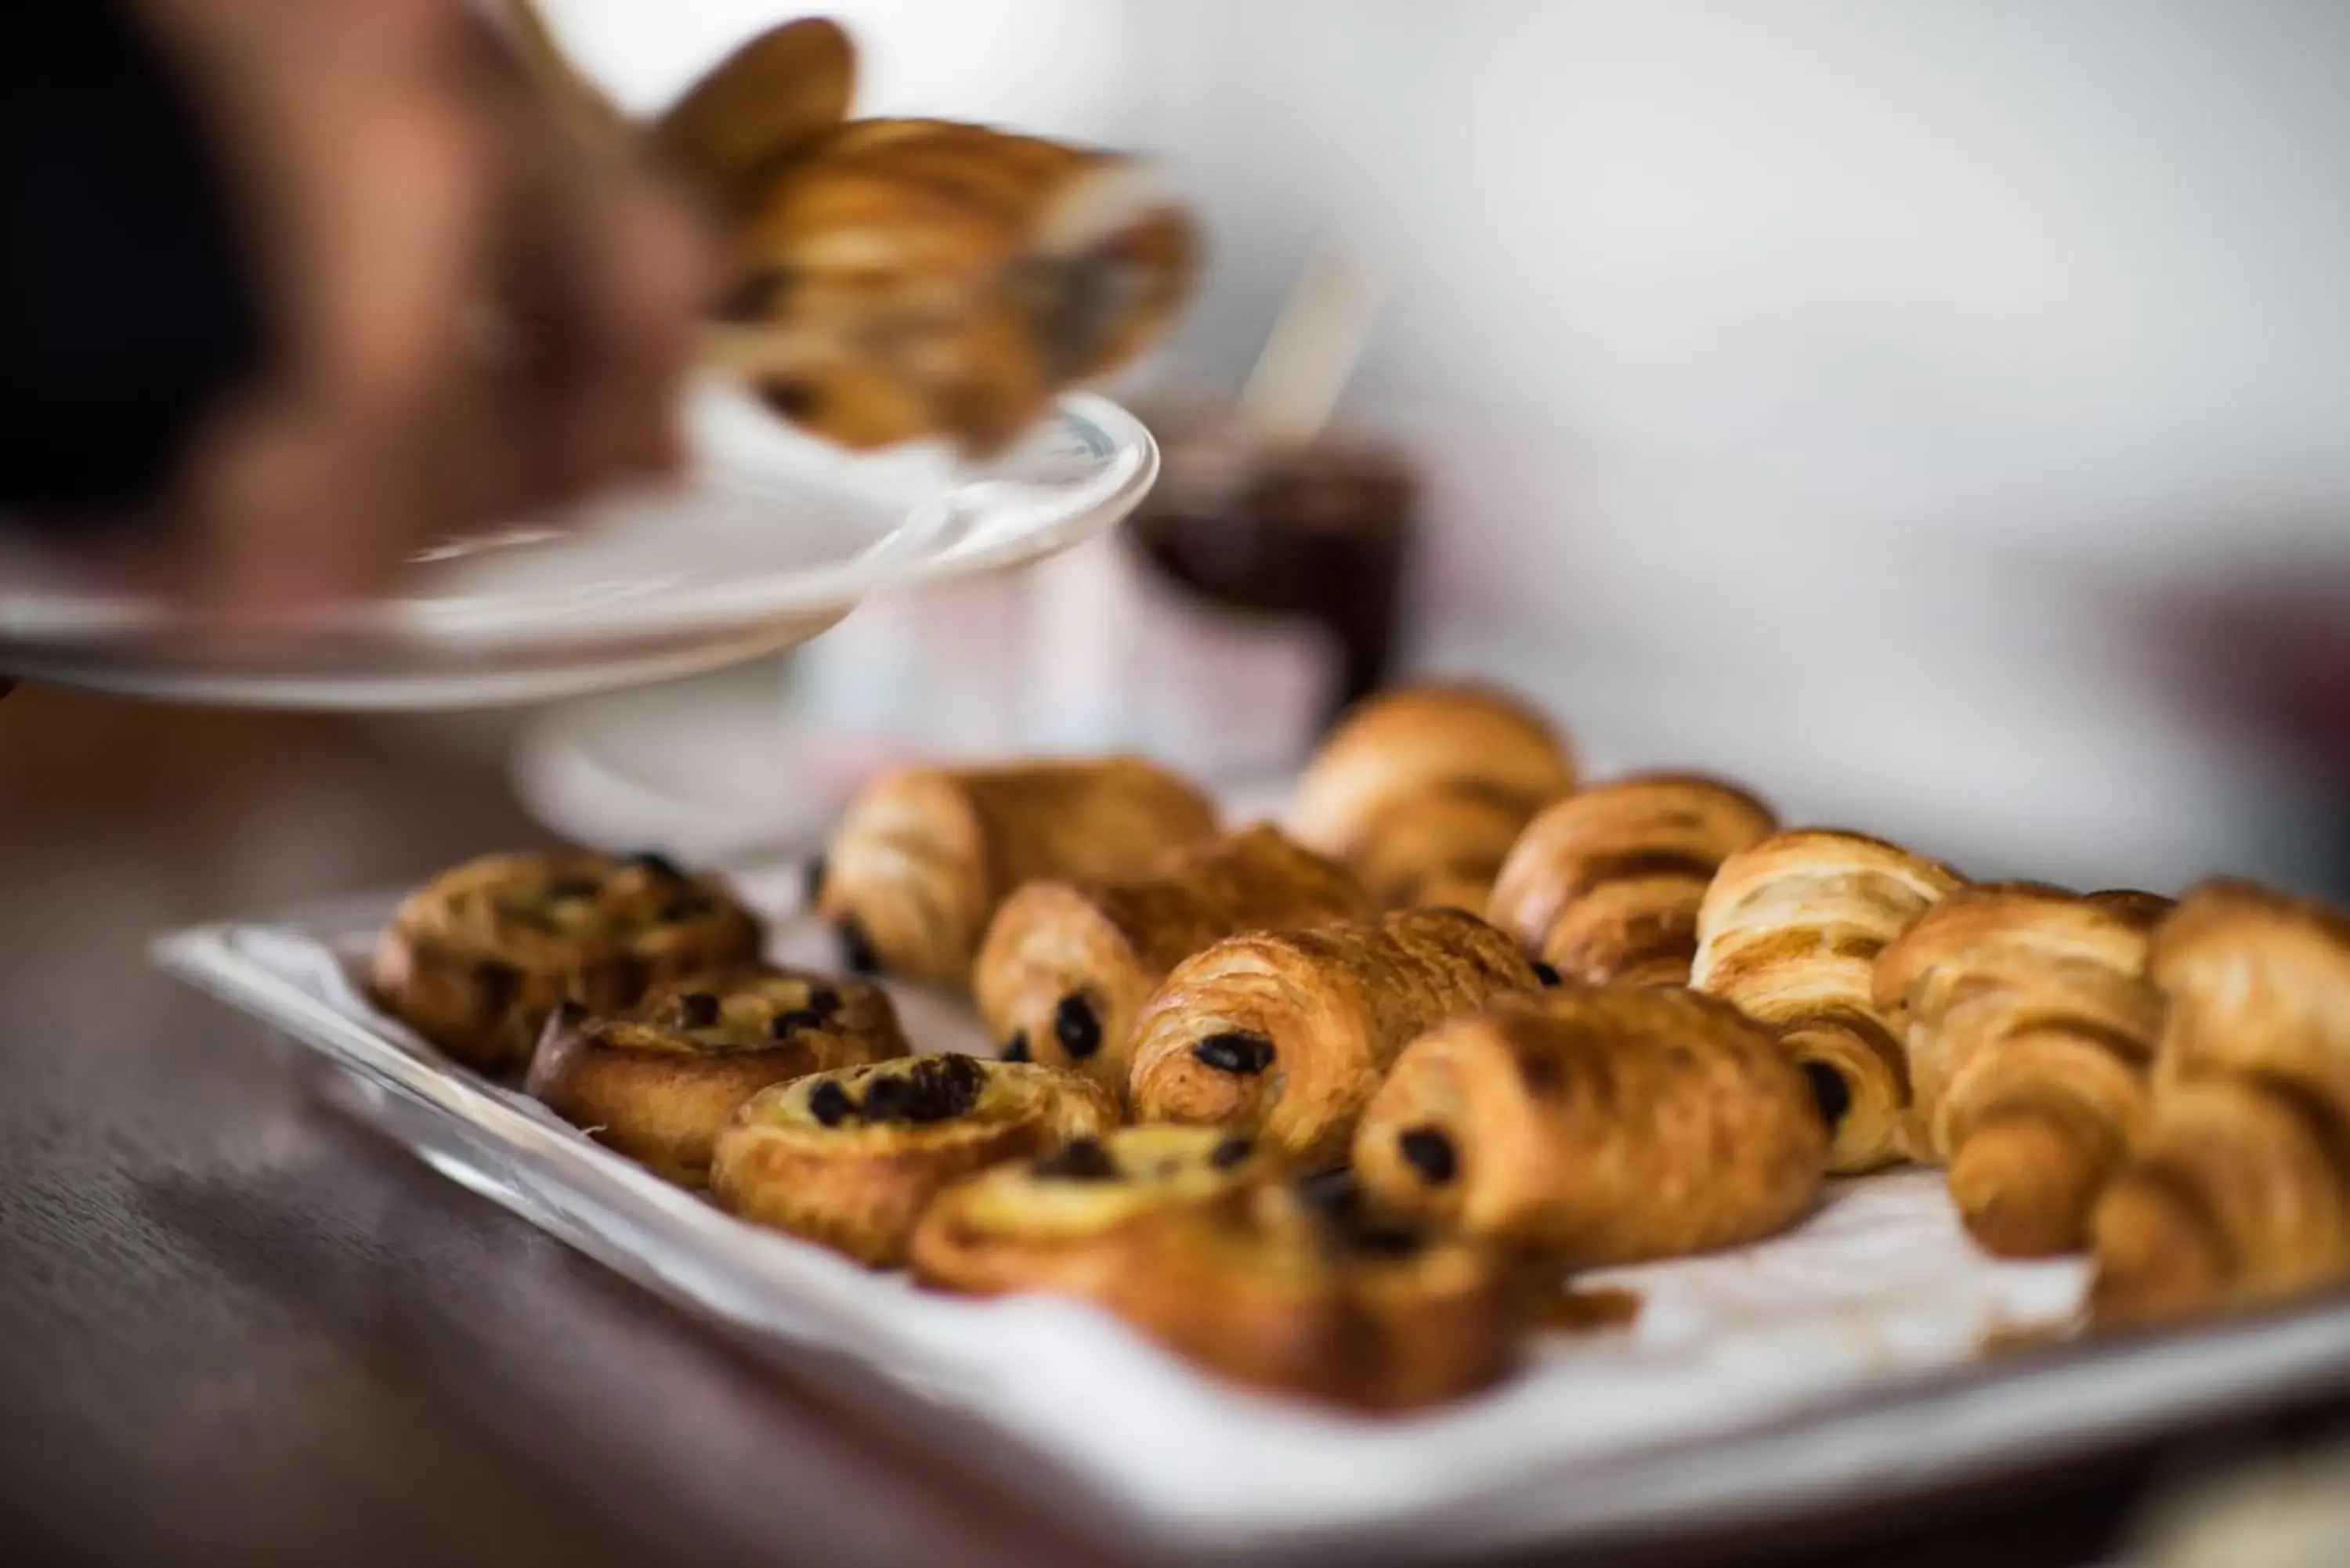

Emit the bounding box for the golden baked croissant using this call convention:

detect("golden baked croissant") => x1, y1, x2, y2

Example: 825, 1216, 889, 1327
2091, 881, 2350, 1328
1087, 1179, 1520, 1410
1871, 883, 2168, 1256
909, 1124, 1274, 1297
526, 965, 906, 1186
1486, 774, 1777, 987
508, 5, 1196, 454
711, 1053, 1119, 1266
1289, 684, 1577, 912
1689, 829, 1966, 1173
1125, 906, 1542, 1165
369, 851, 764, 1075
815, 757, 1217, 992
1353, 987, 1824, 1266
971, 825, 1370, 1097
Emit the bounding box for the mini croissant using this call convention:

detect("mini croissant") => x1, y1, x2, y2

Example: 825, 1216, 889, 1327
1126, 907, 1542, 1165
1690, 829, 1966, 1173
2091, 882, 2350, 1328
1289, 685, 1576, 914
1486, 774, 1776, 987
1873, 883, 2169, 1255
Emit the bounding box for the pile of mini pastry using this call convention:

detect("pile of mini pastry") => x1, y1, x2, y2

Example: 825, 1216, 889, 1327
367, 684, 2350, 1410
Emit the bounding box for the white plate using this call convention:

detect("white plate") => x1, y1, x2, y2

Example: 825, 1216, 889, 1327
150, 864, 2350, 1563
0, 381, 1156, 710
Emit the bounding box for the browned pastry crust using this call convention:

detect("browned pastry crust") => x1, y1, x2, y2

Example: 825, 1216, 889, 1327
1289, 684, 1577, 912
525, 966, 907, 1187
1353, 988, 1825, 1266
908, 1124, 1275, 1297
971, 825, 1371, 1097
2090, 881, 2350, 1328
1690, 829, 1966, 1173
1088, 1180, 1518, 1410
1871, 883, 2168, 1256
710, 1054, 1120, 1266
1125, 907, 1541, 1165
368, 851, 763, 1076
815, 757, 1217, 993
1486, 774, 1777, 987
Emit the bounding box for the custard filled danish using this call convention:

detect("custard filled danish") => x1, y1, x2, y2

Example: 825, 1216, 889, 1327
971, 825, 1370, 1095
1486, 774, 1777, 986
1126, 907, 1542, 1165
815, 757, 1217, 991
710, 1053, 1119, 1266
526, 966, 907, 1186
2091, 881, 2350, 1327
1690, 829, 1965, 1172
909, 1124, 1274, 1297
1354, 987, 1824, 1266
369, 851, 763, 1075
1872, 883, 2167, 1255
1289, 684, 1576, 912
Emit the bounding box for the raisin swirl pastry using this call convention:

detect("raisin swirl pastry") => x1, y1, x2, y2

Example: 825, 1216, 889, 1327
815, 757, 1217, 992
1690, 829, 1965, 1173
369, 851, 763, 1075
909, 1125, 1274, 1296
710, 1053, 1119, 1266
1289, 684, 1577, 912
1872, 883, 2169, 1256
1486, 774, 1777, 987
2092, 882, 2350, 1328
1126, 907, 1542, 1165
1089, 1177, 1519, 1410
971, 825, 1371, 1095
1354, 987, 1825, 1266
526, 966, 907, 1187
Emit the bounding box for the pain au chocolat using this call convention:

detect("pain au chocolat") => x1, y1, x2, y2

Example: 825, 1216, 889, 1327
369, 851, 763, 1075
971, 824, 1370, 1097
526, 965, 907, 1186
815, 757, 1217, 992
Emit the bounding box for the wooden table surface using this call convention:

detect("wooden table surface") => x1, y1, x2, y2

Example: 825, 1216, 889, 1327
2, 681, 2345, 1568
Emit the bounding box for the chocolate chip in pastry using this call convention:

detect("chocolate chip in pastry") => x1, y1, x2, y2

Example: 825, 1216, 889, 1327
909, 1124, 1274, 1297
1087, 1178, 1520, 1410
1354, 987, 1825, 1266
1486, 773, 1777, 987
1126, 906, 1541, 1165
710, 1053, 1120, 1266
368, 851, 764, 1075
1873, 883, 2168, 1256
1289, 683, 1576, 912
525, 965, 907, 1186
972, 824, 1371, 1097
816, 757, 1217, 992
2091, 881, 2350, 1328
1690, 829, 1965, 1173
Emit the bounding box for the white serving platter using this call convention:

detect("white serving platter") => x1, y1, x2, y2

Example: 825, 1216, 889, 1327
150, 860, 2350, 1562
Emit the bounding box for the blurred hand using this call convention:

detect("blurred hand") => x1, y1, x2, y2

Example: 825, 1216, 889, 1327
128, 0, 709, 620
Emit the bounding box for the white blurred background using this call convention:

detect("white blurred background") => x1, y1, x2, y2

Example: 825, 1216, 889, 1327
530, 0, 2350, 895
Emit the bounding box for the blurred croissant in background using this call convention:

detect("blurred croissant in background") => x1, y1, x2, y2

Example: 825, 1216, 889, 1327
505, 2, 1198, 454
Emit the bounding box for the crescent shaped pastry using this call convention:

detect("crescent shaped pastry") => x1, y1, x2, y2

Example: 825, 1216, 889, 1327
971, 825, 1370, 1096
908, 1124, 1274, 1297
1353, 987, 1825, 1266
815, 757, 1217, 992
369, 851, 763, 1075
1486, 774, 1777, 987
1126, 907, 1542, 1165
1289, 684, 1576, 912
1690, 829, 1966, 1173
526, 965, 907, 1186
710, 1053, 1119, 1266
1871, 883, 2167, 1255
